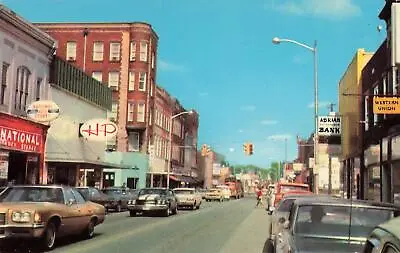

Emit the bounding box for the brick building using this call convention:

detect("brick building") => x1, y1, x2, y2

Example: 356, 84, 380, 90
35, 22, 158, 154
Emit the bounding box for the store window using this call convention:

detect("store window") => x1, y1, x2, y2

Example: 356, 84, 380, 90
368, 166, 381, 202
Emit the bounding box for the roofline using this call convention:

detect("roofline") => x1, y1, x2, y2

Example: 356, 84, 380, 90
34, 21, 159, 39
0, 5, 56, 49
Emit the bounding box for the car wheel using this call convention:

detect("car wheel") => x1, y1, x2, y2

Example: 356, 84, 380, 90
172, 205, 178, 215
84, 219, 96, 239
129, 210, 137, 217
42, 221, 57, 250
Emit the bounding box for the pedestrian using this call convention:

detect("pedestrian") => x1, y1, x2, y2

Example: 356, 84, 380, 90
255, 188, 263, 208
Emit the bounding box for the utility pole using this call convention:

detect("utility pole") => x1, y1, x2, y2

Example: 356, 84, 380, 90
327, 103, 335, 195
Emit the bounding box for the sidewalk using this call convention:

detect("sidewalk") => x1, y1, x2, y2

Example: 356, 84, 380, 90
219, 206, 271, 253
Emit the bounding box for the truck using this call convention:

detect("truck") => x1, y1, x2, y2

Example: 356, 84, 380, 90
224, 176, 244, 199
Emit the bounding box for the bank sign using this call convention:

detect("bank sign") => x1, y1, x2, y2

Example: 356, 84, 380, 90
318, 116, 341, 136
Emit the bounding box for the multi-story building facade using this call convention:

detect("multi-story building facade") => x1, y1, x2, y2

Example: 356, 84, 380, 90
0, 5, 56, 186
338, 49, 373, 199
35, 22, 158, 154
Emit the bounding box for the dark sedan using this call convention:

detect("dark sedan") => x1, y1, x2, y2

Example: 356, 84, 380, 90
275, 198, 400, 253
77, 187, 112, 213
101, 187, 131, 212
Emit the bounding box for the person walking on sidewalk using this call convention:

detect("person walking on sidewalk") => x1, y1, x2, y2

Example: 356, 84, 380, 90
255, 187, 263, 208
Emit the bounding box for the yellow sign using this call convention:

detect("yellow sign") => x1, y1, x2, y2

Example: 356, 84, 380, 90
373, 96, 400, 114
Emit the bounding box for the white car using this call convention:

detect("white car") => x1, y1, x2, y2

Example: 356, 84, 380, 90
216, 185, 231, 200
173, 188, 202, 210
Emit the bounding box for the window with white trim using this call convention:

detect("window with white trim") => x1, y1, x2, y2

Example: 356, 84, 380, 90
151, 52, 155, 69
1, 62, 9, 104
127, 102, 134, 122
150, 79, 153, 96
35, 78, 42, 102
137, 103, 145, 122
93, 42, 104, 61
364, 96, 369, 131
92, 72, 102, 82
66, 42, 77, 61
130, 41, 136, 61
108, 71, 119, 90
109, 42, 121, 61
128, 71, 135, 91
149, 110, 152, 125
108, 102, 118, 122
15, 66, 30, 110
139, 72, 146, 91
140, 41, 148, 62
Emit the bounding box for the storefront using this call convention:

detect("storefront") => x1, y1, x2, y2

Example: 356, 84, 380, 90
0, 113, 48, 186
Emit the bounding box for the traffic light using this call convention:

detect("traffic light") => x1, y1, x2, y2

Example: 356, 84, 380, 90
248, 143, 253, 155
201, 144, 211, 156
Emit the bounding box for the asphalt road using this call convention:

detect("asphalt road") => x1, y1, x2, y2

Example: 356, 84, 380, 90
3, 197, 273, 253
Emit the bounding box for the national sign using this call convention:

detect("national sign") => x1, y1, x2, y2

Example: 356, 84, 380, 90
318, 116, 341, 136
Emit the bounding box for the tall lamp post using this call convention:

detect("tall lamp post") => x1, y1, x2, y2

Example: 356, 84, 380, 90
272, 37, 319, 193
167, 110, 194, 189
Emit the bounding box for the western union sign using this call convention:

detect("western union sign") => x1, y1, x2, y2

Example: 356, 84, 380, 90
373, 96, 400, 114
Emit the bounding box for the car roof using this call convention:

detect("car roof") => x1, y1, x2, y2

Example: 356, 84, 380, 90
377, 216, 400, 235
293, 198, 400, 210
140, 187, 168, 190
6, 184, 65, 189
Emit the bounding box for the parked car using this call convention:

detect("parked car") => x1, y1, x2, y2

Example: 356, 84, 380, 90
173, 188, 202, 210
0, 185, 105, 250
274, 198, 400, 253
363, 216, 400, 253
128, 188, 178, 217
205, 188, 224, 202
77, 186, 113, 213
197, 189, 207, 199
101, 187, 131, 212
273, 182, 311, 207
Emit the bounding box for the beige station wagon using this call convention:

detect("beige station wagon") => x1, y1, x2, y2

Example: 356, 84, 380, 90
0, 185, 106, 250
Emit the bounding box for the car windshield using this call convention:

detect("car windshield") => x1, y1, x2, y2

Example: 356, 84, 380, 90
294, 205, 394, 238
77, 188, 89, 199
102, 189, 125, 196
174, 190, 194, 195
280, 185, 308, 193
139, 189, 167, 196
0, 187, 64, 204
278, 198, 295, 212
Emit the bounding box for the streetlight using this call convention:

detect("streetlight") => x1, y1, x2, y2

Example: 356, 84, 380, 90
272, 36, 319, 194
167, 110, 194, 189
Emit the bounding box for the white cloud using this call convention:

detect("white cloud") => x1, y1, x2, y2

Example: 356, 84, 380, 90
238, 129, 244, 133
261, 120, 278, 125
268, 134, 292, 141
240, 105, 256, 111
307, 101, 334, 108
198, 92, 209, 97
267, 0, 361, 19
158, 60, 186, 72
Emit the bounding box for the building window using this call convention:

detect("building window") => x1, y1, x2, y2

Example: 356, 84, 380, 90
139, 72, 146, 91
108, 101, 118, 122
140, 41, 148, 62
109, 42, 121, 61
93, 42, 104, 61
1, 62, 9, 105
66, 41, 77, 61
108, 71, 119, 90
92, 72, 102, 82
130, 41, 136, 61
128, 71, 135, 91
150, 79, 153, 96
137, 103, 145, 122
151, 52, 155, 69
128, 132, 140, 152
149, 110, 152, 125
127, 102, 134, 122
364, 96, 369, 131
35, 78, 42, 101
15, 66, 30, 110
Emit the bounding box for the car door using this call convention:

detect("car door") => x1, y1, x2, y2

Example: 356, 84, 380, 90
71, 188, 92, 230
62, 188, 83, 235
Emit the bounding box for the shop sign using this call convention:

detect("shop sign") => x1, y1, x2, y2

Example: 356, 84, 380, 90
0, 126, 41, 152
26, 100, 60, 123
373, 96, 400, 114
79, 118, 118, 141
318, 116, 341, 136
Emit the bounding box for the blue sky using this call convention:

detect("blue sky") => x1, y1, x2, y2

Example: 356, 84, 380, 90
2, 0, 386, 168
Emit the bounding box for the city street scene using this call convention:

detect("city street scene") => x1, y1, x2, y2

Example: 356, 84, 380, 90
1, 0, 400, 252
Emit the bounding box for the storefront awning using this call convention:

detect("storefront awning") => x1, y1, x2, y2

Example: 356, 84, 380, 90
45, 159, 131, 169
169, 175, 201, 184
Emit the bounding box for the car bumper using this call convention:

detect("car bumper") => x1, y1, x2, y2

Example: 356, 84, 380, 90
206, 196, 221, 200
128, 204, 168, 212
177, 200, 195, 206
0, 223, 45, 239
